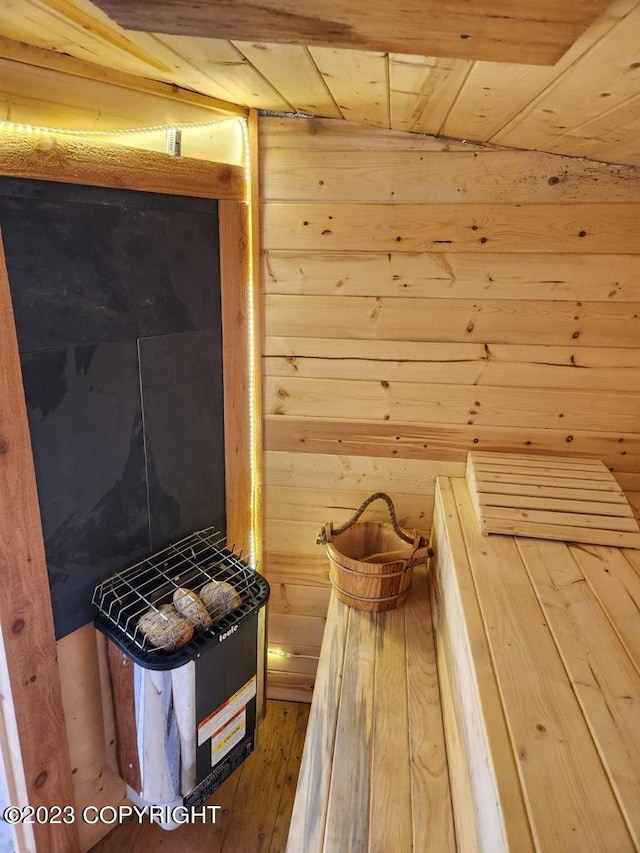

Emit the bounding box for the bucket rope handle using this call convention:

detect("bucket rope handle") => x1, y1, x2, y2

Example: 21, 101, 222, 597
316, 492, 432, 554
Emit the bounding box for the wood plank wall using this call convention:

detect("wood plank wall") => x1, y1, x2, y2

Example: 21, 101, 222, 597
259, 115, 640, 702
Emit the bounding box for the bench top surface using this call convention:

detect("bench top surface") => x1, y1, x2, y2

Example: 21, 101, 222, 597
434, 476, 640, 853
287, 562, 455, 853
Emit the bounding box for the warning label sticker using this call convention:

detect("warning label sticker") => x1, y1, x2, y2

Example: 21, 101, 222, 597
211, 709, 246, 766
197, 675, 257, 746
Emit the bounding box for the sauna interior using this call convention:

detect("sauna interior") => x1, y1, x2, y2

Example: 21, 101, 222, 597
0, 1, 639, 851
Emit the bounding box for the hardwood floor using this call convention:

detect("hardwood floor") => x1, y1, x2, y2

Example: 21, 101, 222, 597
91, 700, 310, 853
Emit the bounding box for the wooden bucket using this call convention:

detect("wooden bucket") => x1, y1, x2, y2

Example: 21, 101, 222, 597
319, 494, 430, 612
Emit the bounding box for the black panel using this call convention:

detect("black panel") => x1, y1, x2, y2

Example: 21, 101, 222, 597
0, 181, 220, 352
139, 331, 226, 550
1, 177, 224, 640
195, 615, 258, 785
21, 342, 149, 637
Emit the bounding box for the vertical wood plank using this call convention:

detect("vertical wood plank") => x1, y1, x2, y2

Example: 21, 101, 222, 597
286, 594, 350, 852
0, 230, 80, 852
368, 605, 412, 852
433, 479, 533, 852
322, 607, 376, 851
106, 640, 142, 793
270, 702, 311, 852
248, 109, 264, 574
219, 199, 253, 558
518, 536, 640, 848
404, 563, 456, 852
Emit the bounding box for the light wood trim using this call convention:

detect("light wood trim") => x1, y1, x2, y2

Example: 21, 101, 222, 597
105, 643, 141, 794
0, 133, 245, 200
248, 109, 264, 571
0, 34, 247, 119
0, 232, 79, 853
92, 0, 608, 66
219, 200, 253, 556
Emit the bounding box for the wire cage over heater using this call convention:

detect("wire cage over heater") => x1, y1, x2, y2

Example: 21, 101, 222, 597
92, 526, 269, 670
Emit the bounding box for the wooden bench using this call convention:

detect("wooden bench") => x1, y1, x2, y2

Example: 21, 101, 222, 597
286, 562, 456, 852
431, 476, 640, 852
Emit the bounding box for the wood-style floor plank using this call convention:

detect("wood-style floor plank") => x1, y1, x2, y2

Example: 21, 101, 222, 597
90, 700, 308, 853
270, 703, 311, 853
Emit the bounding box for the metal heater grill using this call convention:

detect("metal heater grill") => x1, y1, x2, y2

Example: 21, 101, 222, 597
93, 527, 268, 668
93, 527, 270, 827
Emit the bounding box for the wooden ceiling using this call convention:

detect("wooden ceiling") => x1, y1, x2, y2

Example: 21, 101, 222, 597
92, 0, 610, 66
1, 0, 639, 165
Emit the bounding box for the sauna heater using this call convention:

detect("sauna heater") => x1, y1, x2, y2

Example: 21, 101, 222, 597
93, 528, 270, 828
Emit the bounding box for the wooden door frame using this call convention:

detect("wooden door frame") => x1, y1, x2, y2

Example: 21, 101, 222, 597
0, 125, 258, 851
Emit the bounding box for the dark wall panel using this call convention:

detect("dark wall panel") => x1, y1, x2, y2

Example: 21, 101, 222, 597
21, 342, 149, 636
0, 177, 224, 639
140, 330, 226, 551
0, 177, 220, 352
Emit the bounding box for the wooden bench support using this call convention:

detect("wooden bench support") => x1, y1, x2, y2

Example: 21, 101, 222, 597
287, 564, 455, 852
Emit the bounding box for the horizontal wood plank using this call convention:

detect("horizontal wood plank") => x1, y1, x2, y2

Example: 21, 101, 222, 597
266, 671, 315, 703
0, 133, 245, 199
262, 203, 640, 253
264, 553, 330, 587
264, 295, 640, 348
263, 251, 640, 302
265, 376, 640, 433
264, 337, 640, 392
265, 484, 434, 528
264, 417, 640, 473
269, 612, 327, 648
261, 149, 640, 203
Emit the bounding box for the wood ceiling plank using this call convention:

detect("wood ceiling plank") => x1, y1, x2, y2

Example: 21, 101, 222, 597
0, 0, 151, 74
442, 0, 638, 142
233, 42, 341, 118
262, 202, 640, 254
0, 56, 234, 131
0, 1, 252, 111
308, 48, 388, 129
91, 0, 610, 66
152, 35, 292, 111
0, 35, 245, 118
545, 94, 640, 165
389, 54, 472, 135
259, 116, 479, 151
494, 5, 640, 152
